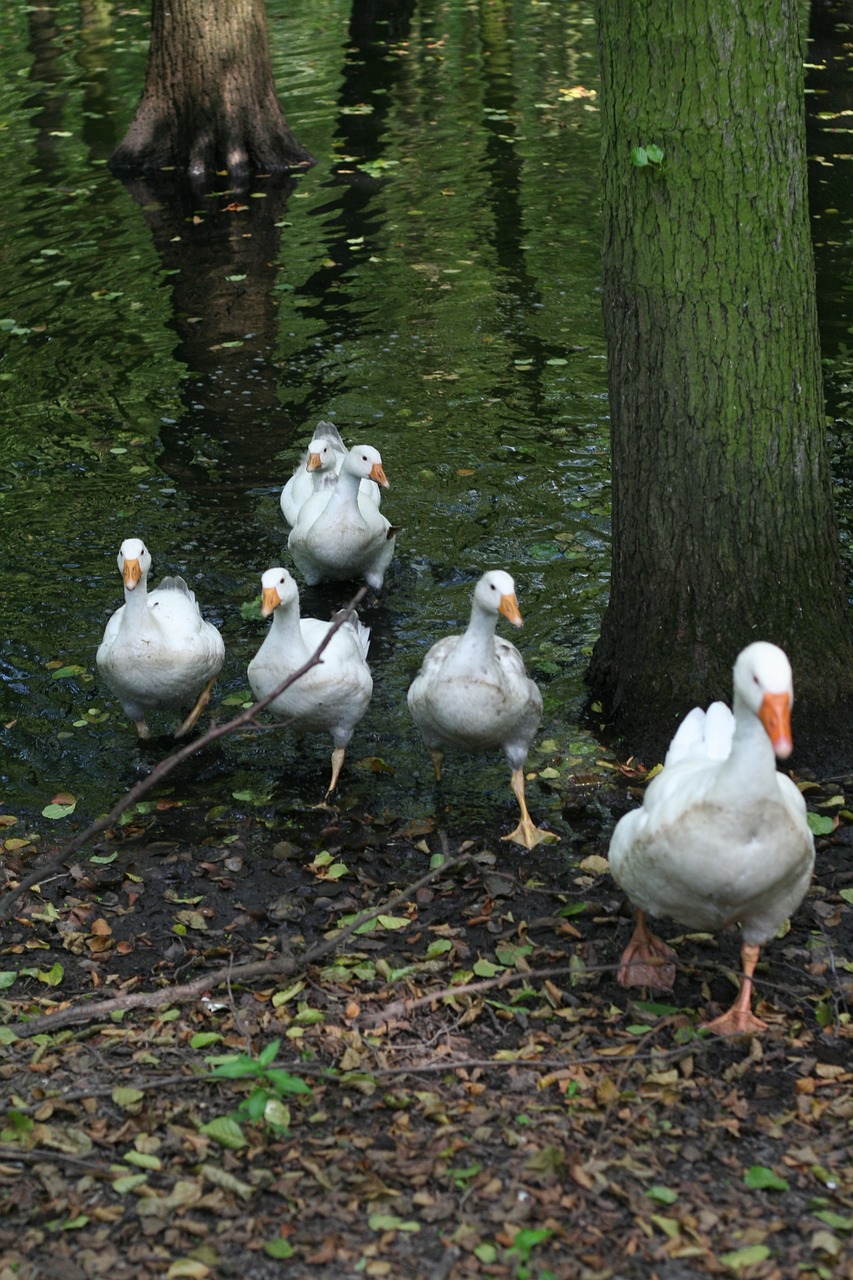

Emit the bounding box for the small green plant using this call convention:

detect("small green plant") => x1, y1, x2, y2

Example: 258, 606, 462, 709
505, 1227, 555, 1279
206, 1039, 312, 1134
631, 143, 665, 170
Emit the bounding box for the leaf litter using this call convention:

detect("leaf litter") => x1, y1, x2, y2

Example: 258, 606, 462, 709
0, 760, 852, 1280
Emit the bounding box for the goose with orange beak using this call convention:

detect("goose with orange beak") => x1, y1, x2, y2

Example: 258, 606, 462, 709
280, 421, 381, 526
407, 570, 556, 850
96, 538, 225, 739
608, 641, 814, 1035
288, 444, 396, 590
247, 567, 372, 798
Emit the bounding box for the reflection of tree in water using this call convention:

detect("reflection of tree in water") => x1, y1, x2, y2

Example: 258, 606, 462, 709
286, 0, 417, 410
110, 2, 418, 539
114, 171, 298, 517
24, 4, 70, 179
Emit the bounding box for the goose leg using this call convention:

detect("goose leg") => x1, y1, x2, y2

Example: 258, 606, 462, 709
175, 677, 217, 739
134, 719, 152, 739
617, 909, 677, 989
703, 943, 768, 1036
325, 746, 346, 798
501, 768, 557, 850
429, 748, 444, 782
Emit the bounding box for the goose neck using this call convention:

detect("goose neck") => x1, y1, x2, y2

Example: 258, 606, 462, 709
721, 692, 780, 791
455, 600, 499, 661
270, 598, 309, 659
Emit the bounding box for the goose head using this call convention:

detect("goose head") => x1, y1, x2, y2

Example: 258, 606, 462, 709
117, 537, 151, 591
733, 641, 795, 758
259, 567, 299, 618
343, 445, 389, 488
306, 438, 339, 475
474, 570, 523, 628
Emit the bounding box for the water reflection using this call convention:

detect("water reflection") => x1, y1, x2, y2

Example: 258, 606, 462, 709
115, 170, 300, 496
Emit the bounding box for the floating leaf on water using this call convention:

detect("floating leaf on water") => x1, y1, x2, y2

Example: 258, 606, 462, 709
231, 789, 272, 806
240, 596, 262, 621
51, 665, 86, 679
357, 158, 399, 177
527, 541, 561, 562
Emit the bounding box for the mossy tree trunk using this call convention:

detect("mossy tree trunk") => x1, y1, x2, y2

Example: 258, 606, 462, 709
589, 0, 853, 767
109, 0, 314, 177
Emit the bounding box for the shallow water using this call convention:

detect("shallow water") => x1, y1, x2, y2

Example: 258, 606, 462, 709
0, 1, 851, 849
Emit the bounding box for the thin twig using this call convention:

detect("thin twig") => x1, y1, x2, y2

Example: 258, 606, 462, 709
363, 963, 585, 1026
0, 586, 368, 924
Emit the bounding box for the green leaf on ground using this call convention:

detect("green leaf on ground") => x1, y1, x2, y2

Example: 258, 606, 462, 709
744, 1165, 789, 1191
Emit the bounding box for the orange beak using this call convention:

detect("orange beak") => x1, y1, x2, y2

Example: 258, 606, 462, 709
123, 558, 142, 590
759, 690, 793, 759
370, 462, 390, 489
260, 586, 281, 618
307, 451, 323, 472
498, 592, 523, 628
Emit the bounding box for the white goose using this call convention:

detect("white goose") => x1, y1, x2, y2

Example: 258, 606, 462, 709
96, 538, 225, 739
287, 444, 396, 590
247, 567, 373, 797
280, 421, 380, 526
608, 641, 815, 1035
407, 570, 555, 850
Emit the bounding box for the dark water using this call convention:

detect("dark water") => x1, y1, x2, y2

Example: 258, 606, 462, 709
0, 1, 851, 849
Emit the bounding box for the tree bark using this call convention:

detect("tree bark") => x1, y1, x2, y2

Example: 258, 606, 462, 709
109, 0, 314, 177
589, 0, 853, 768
